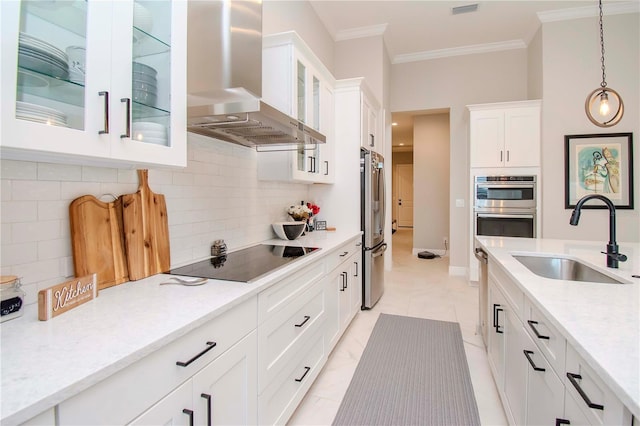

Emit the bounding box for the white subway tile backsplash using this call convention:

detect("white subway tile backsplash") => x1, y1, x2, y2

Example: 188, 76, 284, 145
0, 160, 37, 180
12, 180, 60, 201
38, 163, 82, 181
1, 201, 38, 223
1, 136, 309, 305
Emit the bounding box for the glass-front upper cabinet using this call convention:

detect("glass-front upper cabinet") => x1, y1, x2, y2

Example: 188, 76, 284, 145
0, 0, 186, 168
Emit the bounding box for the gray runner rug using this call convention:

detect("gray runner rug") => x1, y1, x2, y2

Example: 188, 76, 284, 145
332, 314, 481, 426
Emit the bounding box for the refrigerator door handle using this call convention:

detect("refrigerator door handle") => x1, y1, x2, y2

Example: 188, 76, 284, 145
372, 243, 387, 258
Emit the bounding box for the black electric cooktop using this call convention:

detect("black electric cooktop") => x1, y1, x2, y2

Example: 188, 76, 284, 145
167, 244, 320, 283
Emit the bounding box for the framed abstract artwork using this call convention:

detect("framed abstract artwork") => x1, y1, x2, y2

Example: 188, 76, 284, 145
564, 133, 634, 209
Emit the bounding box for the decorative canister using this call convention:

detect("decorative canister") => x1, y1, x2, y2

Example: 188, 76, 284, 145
1, 275, 25, 322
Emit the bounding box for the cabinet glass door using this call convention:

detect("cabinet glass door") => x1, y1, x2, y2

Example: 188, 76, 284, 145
297, 60, 306, 124
130, 0, 171, 148
16, 0, 88, 131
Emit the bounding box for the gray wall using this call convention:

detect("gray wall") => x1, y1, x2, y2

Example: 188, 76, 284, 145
391, 49, 529, 273
540, 13, 640, 242
334, 36, 386, 106
413, 114, 451, 253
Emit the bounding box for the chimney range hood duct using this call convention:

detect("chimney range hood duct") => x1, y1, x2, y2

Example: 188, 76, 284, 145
186, 0, 325, 149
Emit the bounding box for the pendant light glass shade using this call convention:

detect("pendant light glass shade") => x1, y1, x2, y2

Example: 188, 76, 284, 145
584, 0, 624, 127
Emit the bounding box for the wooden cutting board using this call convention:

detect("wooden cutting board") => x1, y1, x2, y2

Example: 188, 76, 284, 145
121, 170, 170, 280
69, 195, 129, 290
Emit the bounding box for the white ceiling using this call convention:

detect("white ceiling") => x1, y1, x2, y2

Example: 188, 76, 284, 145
307, 0, 634, 148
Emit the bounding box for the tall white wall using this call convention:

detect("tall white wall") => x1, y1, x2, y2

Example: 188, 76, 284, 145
391, 49, 529, 273
334, 36, 386, 105
540, 13, 640, 242
412, 113, 451, 253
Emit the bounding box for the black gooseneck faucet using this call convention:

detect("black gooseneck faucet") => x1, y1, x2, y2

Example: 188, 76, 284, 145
569, 194, 627, 268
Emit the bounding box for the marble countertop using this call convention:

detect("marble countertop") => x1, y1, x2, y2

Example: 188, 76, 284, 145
0, 230, 361, 425
476, 236, 640, 419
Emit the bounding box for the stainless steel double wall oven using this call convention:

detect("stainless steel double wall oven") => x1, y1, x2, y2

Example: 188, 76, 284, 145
474, 175, 537, 238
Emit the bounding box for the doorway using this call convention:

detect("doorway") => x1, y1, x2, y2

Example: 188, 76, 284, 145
395, 164, 413, 227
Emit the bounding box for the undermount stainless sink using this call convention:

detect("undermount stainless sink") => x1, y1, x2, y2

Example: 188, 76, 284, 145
513, 255, 626, 284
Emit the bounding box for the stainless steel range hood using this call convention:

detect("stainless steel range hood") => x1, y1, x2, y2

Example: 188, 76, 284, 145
186, 0, 325, 148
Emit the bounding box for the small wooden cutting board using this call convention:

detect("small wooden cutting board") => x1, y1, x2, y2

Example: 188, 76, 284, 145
121, 170, 170, 280
69, 195, 129, 290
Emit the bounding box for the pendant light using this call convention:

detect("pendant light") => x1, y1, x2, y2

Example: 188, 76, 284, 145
585, 0, 624, 127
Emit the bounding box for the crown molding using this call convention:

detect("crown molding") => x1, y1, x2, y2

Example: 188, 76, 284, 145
334, 23, 388, 41
537, 1, 639, 23
392, 39, 526, 64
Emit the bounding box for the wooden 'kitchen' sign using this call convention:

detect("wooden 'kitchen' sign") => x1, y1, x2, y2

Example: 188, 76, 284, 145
38, 274, 98, 321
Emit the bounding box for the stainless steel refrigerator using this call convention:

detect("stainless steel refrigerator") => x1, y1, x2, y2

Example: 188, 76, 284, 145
361, 148, 387, 309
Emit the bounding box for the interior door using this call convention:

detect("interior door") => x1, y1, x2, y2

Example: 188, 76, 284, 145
396, 164, 413, 227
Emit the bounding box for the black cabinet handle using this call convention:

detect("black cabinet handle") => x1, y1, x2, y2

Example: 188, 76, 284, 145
492, 304, 499, 328
176, 341, 217, 367
295, 366, 311, 382
295, 315, 311, 328
340, 251, 349, 257
201, 393, 212, 426
494, 306, 504, 334
527, 320, 550, 340
523, 350, 545, 372
354, 261, 359, 277
556, 419, 571, 426
98, 91, 109, 134
566, 373, 604, 410
324, 160, 329, 175
120, 97, 131, 139
182, 409, 194, 426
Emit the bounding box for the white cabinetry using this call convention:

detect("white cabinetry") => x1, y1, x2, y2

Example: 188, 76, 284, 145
468, 100, 540, 168
362, 93, 381, 153
487, 259, 633, 426
58, 298, 257, 425
259, 31, 335, 183
0, 0, 187, 168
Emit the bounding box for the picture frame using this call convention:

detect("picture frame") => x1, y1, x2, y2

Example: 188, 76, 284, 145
315, 220, 327, 231
564, 133, 634, 209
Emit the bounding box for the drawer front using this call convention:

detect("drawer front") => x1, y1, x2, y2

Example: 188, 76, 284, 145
59, 297, 257, 425
325, 238, 361, 272
258, 260, 325, 321
565, 345, 631, 426
524, 298, 566, 376
258, 278, 326, 393
258, 328, 326, 426
489, 261, 524, 320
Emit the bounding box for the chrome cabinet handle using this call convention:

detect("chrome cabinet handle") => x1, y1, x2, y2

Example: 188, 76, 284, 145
182, 409, 194, 426
324, 160, 329, 175
566, 373, 604, 410
176, 341, 217, 367
354, 261, 359, 277
99, 91, 109, 134
507, 150, 510, 162
295, 366, 311, 382
500, 150, 503, 162
527, 320, 550, 340
295, 315, 311, 328
523, 350, 545, 372
120, 97, 131, 139
201, 393, 212, 426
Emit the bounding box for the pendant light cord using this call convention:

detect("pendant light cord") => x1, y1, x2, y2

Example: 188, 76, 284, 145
599, 0, 607, 88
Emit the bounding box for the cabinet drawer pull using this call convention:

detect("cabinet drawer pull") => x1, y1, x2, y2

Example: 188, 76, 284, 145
98, 91, 109, 134
324, 160, 329, 175
354, 261, 359, 277
295, 366, 311, 382
295, 315, 311, 328
556, 419, 571, 426
566, 373, 604, 410
182, 409, 194, 426
120, 97, 131, 139
523, 350, 545, 372
527, 320, 550, 340
201, 393, 212, 426
340, 251, 349, 257
176, 341, 217, 367
492, 304, 499, 328
493, 304, 504, 334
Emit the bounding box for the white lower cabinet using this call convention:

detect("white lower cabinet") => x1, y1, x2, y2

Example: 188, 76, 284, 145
487, 260, 633, 426
128, 380, 193, 426
20, 408, 56, 426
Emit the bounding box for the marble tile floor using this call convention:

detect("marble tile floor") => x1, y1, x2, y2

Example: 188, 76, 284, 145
288, 228, 508, 425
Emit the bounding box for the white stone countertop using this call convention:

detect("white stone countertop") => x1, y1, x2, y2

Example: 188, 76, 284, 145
0, 230, 361, 425
476, 236, 640, 419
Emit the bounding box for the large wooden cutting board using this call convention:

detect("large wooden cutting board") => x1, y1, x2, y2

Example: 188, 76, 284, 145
121, 170, 170, 280
69, 195, 129, 290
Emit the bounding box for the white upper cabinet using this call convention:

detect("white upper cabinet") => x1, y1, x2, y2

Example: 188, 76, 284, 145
468, 100, 541, 168
0, 0, 186, 168
259, 31, 335, 184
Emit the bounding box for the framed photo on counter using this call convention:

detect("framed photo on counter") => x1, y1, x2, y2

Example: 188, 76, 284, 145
564, 132, 634, 209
